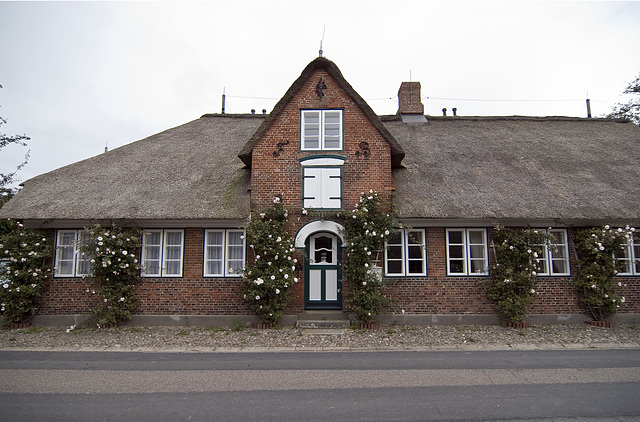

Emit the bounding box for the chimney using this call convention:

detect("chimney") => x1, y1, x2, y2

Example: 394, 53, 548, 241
397, 82, 424, 115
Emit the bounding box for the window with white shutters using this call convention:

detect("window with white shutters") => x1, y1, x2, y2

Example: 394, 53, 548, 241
301, 157, 344, 210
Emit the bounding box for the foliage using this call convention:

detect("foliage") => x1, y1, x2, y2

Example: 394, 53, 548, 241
607, 72, 640, 125
343, 190, 395, 325
483, 225, 554, 324
242, 196, 298, 325
573, 225, 633, 321
81, 225, 142, 327
0, 221, 52, 325
1, 86, 31, 188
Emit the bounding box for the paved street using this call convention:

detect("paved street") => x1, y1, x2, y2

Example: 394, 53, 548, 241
0, 349, 639, 421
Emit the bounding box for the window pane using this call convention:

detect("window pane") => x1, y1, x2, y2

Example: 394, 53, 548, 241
146, 232, 161, 246
470, 259, 487, 274
448, 230, 463, 244
552, 260, 567, 274
449, 245, 464, 259
449, 260, 464, 274
408, 245, 422, 259
58, 261, 74, 276
206, 231, 223, 246
469, 245, 485, 259
207, 245, 222, 260
165, 232, 183, 246
166, 246, 182, 260
165, 261, 180, 275
468, 230, 484, 244
408, 259, 423, 274
207, 261, 222, 275
387, 245, 402, 260
145, 245, 160, 260
387, 260, 403, 274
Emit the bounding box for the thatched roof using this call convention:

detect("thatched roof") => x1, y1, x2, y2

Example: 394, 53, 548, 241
2, 102, 640, 227
238, 57, 405, 168
386, 115, 640, 225
0, 114, 264, 225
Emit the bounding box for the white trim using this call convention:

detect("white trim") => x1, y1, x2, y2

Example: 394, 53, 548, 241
295, 220, 345, 248
300, 157, 345, 167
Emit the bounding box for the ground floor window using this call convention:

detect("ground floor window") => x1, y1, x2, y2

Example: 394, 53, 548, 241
535, 228, 570, 276
141, 229, 184, 277
54, 230, 92, 277
446, 228, 488, 276
203, 229, 245, 277
385, 229, 426, 276
618, 232, 640, 275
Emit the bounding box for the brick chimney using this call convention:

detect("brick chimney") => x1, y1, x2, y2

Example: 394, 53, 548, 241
397, 82, 424, 114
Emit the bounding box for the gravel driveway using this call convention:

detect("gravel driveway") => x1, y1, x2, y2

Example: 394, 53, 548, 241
2, 323, 640, 352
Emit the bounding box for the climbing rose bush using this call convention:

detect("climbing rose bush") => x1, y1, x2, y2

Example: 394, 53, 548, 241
343, 190, 395, 325
242, 196, 297, 325
573, 225, 634, 321
81, 225, 142, 327
483, 225, 554, 324
0, 221, 52, 325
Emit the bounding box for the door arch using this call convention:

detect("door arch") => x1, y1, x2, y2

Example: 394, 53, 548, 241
305, 232, 342, 310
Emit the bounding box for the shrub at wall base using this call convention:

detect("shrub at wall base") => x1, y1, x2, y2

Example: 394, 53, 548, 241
0, 221, 52, 326
483, 225, 554, 325
81, 225, 142, 327
242, 196, 298, 326
573, 225, 634, 321
343, 191, 394, 326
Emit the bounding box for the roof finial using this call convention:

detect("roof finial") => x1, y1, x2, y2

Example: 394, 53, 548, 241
319, 25, 325, 57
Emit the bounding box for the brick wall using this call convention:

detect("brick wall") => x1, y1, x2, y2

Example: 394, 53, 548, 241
250, 69, 394, 237
35, 226, 640, 317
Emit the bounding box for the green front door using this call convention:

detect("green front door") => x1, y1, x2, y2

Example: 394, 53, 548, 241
305, 233, 342, 310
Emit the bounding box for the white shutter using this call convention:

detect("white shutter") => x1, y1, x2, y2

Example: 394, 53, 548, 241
323, 167, 342, 208
303, 167, 321, 208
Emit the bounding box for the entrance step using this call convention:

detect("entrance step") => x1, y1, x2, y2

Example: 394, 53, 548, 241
296, 311, 350, 329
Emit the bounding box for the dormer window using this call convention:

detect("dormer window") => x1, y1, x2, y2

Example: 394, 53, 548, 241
301, 109, 343, 150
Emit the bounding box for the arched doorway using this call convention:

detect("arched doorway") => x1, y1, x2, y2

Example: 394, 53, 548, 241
305, 232, 342, 310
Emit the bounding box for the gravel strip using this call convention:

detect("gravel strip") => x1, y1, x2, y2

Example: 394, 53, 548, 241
1, 324, 640, 352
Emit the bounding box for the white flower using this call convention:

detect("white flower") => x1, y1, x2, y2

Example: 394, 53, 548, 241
275, 289, 280, 294
254, 278, 264, 285
621, 297, 626, 303
293, 277, 299, 283
118, 297, 125, 302
362, 282, 367, 286
284, 274, 289, 279
2, 283, 8, 289
302, 208, 308, 215
276, 237, 282, 242
530, 289, 536, 294
122, 250, 128, 255
255, 295, 260, 300
270, 275, 276, 280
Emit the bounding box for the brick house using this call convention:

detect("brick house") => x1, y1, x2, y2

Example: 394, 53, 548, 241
2, 56, 640, 326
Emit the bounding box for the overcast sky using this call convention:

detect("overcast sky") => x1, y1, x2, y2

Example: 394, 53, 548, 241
1, 1, 639, 188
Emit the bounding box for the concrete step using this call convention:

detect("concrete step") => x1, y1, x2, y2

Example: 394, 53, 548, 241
296, 311, 350, 329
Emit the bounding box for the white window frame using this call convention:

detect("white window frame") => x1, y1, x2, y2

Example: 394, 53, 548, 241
385, 229, 427, 277
617, 232, 640, 276
141, 229, 184, 277
301, 109, 343, 151
445, 228, 489, 276
54, 230, 92, 278
534, 228, 571, 276
203, 229, 246, 277
301, 157, 344, 209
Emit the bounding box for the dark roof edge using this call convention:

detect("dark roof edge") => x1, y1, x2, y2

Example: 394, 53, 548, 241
238, 57, 405, 168
379, 114, 631, 123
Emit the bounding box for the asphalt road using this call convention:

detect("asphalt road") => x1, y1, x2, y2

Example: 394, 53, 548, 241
0, 349, 639, 421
